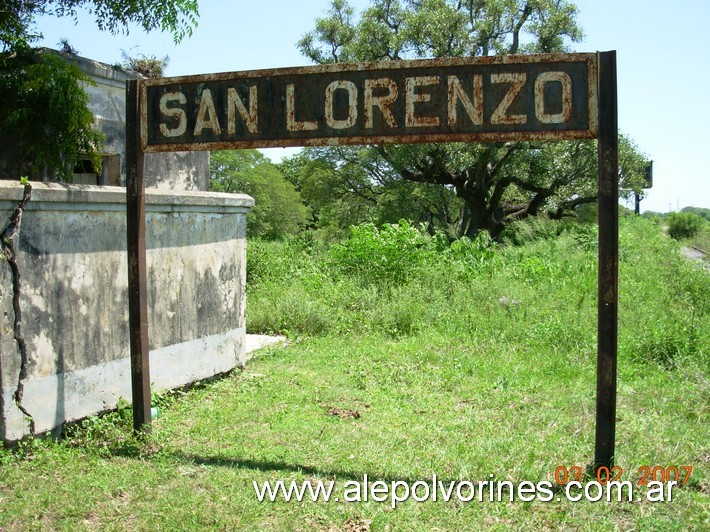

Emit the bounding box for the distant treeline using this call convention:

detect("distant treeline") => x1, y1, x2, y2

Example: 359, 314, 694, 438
643, 206, 710, 221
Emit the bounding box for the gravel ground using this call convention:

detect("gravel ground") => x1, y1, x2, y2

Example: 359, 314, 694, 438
682, 246, 709, 271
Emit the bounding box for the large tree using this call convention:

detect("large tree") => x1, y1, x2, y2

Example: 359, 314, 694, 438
299, 0, 647, 237
0, 0, 198, 180
281, 146, 463, 237
210, 149, 310, 240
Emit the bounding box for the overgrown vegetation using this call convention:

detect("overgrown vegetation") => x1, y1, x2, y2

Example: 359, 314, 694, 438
645, 208, 710, 254
246, 217, 708, 370
0, 214, 707, 527
0, 0, 199, 180
293, 0, 649, 238
672, 215, 710, 267
210, 150, 310, 239
120, 51, 169, 78
667, 211, 705, 241
0, 47, 103, 180
1, 216, 706, 529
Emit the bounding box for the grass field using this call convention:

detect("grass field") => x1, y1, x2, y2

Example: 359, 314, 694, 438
1, 217, 707, 530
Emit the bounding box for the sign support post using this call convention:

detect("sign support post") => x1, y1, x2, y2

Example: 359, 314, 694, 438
594, 50, 618, 470
125, 53, 620, 464
125, 79, 152, 434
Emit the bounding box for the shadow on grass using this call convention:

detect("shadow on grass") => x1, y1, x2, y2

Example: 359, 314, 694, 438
108, 444, 434, 484
172, 452, 432, 484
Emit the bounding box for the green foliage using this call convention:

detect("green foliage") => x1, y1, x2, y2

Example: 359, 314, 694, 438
618, 135, 651, 199
616, 217, 708, 370
37, 1, 198, 45
681, 206, 710, 221
330, 220, 432, 284
1, 218, 708, 529
0, 1, 38, 52
298, 2, 649, 237
280, 147, 464, 237
667, 211, 705, 240
61, 399, 135, 451
279, 147, 378, 234
0, 0, 199, 180
685, 225, 710, 253
300, 0, 583, 62
298, 0, 356, 63
630, 319, 701, 369
435, 231, 497, 276
245, 216, 708, 381
0, 48, 103, 180
499, 217, 564, 246
210, 150, 310, 239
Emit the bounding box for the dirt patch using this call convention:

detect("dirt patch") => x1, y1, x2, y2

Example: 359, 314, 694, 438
326, 407, 361, 420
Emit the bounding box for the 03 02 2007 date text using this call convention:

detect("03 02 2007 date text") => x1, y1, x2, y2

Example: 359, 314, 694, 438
554, 465, 693, 486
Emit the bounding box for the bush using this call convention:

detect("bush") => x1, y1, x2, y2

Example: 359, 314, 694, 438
330, 220, 432, 285
667, 212, 704, 240
499, 217, 564, 246
437, 232, 497, 277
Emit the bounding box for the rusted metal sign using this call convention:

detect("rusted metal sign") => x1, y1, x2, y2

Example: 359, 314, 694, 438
141, 54, 598, 152
129, 51, 620, 474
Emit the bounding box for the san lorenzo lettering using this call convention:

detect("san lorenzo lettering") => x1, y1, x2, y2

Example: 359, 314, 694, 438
142, 54, 597, 152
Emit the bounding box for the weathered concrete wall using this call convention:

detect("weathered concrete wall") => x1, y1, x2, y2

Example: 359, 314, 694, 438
65, 50, 211, 191
0, 182, 253, 442
0, 49, 209, 189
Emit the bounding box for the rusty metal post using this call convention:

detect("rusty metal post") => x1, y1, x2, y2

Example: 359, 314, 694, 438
594, 51, 618, 470
125, 79, 152, 434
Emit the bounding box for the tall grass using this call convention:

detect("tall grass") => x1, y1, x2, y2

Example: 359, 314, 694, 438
247, 217, 707, 373
2, 216, 707, 530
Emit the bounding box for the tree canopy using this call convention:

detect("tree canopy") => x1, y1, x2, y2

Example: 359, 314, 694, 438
0, 0, 199, 180
210, 150, 310, 240
298, 0, 648, 237
1, 0, 198, 52
299, 0, 584, 63
280, 146, 463, 238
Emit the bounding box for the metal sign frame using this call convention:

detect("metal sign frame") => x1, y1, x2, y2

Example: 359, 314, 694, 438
138, 54, 598, 152
126, 51, 618, 471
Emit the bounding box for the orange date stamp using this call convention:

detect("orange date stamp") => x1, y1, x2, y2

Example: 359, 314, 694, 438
554, 465, 693, 486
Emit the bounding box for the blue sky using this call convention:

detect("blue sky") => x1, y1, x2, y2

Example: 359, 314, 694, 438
35, 0, 710, 213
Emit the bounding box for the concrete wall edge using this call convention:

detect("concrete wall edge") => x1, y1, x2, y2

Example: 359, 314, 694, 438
0, 182, 254, 211
1, 326, 246, 442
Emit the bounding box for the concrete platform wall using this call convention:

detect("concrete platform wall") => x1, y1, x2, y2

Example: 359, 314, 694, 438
0, 182, 253, 442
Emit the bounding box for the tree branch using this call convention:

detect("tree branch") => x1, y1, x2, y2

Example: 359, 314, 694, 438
547, 195, 598, 219
509, 3, 533, 54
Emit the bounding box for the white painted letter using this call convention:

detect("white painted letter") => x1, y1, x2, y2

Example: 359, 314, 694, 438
159, 92, 187, 138
286, 84, 318, 132
194, 89, 222, 136
325, 80, 358, 129
447, 75, 483, 127
491, 73, 527, 125
405, 76, 440, 128
364, 78, 398, 129
228, 86, 258, 134
534, 71, 572, 124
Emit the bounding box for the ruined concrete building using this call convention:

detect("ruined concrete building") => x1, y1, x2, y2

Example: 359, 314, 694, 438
0, 50, 254, 443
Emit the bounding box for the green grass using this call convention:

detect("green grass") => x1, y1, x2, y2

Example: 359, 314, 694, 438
1, 217, 707, 530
